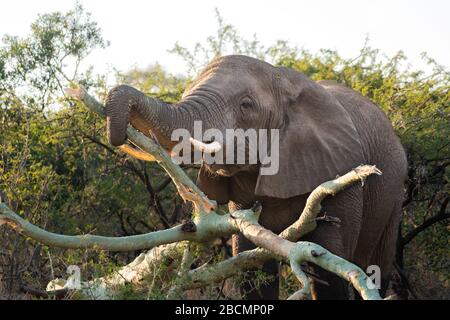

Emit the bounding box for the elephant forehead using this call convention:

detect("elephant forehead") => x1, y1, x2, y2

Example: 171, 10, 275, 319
184, 56, 275, 98
185, 70, 275, 104
182, 70, 217, 98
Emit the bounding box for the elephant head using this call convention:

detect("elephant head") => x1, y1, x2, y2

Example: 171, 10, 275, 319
104, 55, 363, 201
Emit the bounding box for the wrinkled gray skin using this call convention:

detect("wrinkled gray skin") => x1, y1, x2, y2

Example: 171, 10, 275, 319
104, 55, 408, 299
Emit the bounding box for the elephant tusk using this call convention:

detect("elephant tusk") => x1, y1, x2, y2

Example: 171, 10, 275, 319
189, 138, 222, 154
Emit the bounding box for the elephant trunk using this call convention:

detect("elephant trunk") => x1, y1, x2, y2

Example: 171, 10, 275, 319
104, 84, 223, 152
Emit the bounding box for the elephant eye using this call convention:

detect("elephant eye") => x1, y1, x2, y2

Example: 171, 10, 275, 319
240, 97, 254, 110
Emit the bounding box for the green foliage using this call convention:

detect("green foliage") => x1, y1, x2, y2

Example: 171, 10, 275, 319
0, 3, 175, 299
0, 6, 448, 300
0, 2, 106, 109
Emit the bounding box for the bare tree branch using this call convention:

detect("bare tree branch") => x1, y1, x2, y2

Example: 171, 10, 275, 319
402, 196, 449, 246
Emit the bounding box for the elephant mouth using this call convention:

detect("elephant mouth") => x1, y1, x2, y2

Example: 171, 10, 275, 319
205, 163, 258, 177
205, 163, 240, 177
216, 169, 234, 177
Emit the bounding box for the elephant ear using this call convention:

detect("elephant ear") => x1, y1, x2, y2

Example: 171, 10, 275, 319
196, 165, 230, 205
255, 69, 365, 198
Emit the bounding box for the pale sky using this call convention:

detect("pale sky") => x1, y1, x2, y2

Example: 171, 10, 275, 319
1, 0, 449, 77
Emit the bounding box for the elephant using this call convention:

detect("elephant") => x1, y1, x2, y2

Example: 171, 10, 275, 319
104, 55, 408, 299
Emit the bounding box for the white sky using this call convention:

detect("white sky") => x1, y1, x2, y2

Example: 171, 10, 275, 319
0, 0, 449, 77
